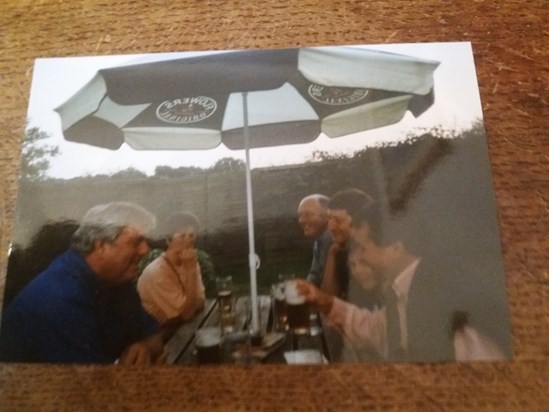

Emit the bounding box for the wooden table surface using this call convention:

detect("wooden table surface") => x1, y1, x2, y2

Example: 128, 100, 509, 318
166, 296, 329, 366
0, 1, 547, 410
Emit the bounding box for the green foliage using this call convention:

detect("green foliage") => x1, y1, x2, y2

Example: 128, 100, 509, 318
110, 167, 147, 179
209, 157, 245, 173
306, 150, 350, 162
154, 165, 204, 178
21, 127, 59, 181
152, 157, 245, 179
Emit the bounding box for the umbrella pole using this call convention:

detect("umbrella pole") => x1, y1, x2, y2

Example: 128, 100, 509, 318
242, 92, 260, 334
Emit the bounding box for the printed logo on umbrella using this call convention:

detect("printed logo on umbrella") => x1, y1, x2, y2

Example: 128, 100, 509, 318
156, 97, 218, 124
308, 84, 369, 106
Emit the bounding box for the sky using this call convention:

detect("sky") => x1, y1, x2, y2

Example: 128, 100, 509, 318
25, 42, 484, 179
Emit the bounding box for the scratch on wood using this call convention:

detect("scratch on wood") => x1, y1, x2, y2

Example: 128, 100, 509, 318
511, 107, 532, 117
502, 46, 535, 62
537, 191, 549, 218
94, 35, 111, 53
385, 31, 399, 43
495, 62, 518, 72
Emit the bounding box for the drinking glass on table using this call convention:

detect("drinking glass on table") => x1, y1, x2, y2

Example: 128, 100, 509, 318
277, 273, 295, 283
195, 327, 223, 364
284, 279, 310, 335
216, 276, 233, 311
216, 276, 235, 333
271, 282, 288, 332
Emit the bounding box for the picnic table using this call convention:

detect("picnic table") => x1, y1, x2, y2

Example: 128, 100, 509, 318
164, 294, 335, 365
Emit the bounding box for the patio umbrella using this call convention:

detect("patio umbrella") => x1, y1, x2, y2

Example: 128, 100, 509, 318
55, 46, 439, 333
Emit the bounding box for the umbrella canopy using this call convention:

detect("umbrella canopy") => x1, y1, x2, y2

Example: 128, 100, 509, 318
57, 47, 438, 151
55, 46, 439, 333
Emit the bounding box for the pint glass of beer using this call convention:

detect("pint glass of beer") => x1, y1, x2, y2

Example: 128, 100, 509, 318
216, 276, 233, 313
284, 280, 310, 334
271, 282, 287, 332
220, 309, 236, 333
216, 276, 235, 333
195, 327, 223, 364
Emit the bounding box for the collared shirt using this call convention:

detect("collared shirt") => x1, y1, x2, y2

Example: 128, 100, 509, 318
306, 230, 332, 287
391, 258, 421, 352
0, 249, 158, 364
325, 257, 505, 362
327, 295, 386, 357
325, 258, 421, 359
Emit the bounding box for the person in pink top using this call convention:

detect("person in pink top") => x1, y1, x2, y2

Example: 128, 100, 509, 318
137, 212, 205, 341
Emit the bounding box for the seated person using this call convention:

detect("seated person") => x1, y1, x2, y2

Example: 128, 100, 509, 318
331, 244, 386, 363
346, 246, 384, 312
3, 219, 79, 311
323, 189, 372, 299
296, 201, 509, 363
138, 240, 217, 298
137, 212, 206, 340
297, 194, 332, 288
0, 202, 165, 365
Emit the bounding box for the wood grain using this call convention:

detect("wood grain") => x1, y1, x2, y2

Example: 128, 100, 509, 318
0, 1, 547, 410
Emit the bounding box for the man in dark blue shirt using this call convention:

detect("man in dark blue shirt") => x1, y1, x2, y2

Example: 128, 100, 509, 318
0, 202, 165, 365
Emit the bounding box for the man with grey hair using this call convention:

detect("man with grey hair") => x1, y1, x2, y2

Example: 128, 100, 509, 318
297, 194, 331, 287
0, 201, 166, 365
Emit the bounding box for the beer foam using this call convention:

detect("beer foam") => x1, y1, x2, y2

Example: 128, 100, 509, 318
272, 283, 285, 300
286, 294, 305, 305
284, 280, 304, 304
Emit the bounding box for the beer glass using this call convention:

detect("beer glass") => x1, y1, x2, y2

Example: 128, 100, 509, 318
195, 327, 223, 364
216, 276, 235, 333
271, 282, 287, 332
284, 280, 310, 334
220, 309, 236, 333
277, 273, 295, 283
216, 276, 233, 312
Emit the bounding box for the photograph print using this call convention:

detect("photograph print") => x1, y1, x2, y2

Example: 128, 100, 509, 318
0, 42, 512, 365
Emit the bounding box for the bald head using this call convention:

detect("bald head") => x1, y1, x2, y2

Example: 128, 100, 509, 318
299, 194, 328, 209
298, 194, 329, 239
